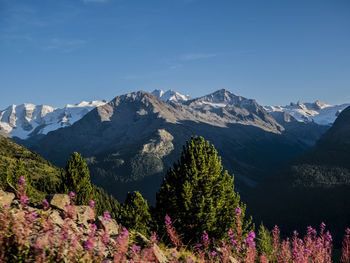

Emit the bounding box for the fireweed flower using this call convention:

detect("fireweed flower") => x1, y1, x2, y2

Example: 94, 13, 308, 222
121, 228, 129, 236
202, 232, 210, 246
103, 211, 111, 221
20, 195, 29, 205
42, 199, 49, 210
69, 192, 76, 200
151, 232, 158, 243
18, 176, 26, 185
165, 214, 172, 225
102, 232, 109, 244
325, 232, 332, 242
211, 251, 217, 256
131, 244, 140, 253
84, 239, 94, 251
90, 224, 98, 231
89, 200, 95, 209
29, 211, 39, 222
244, 231, 256, 246
235, 207, 242, 216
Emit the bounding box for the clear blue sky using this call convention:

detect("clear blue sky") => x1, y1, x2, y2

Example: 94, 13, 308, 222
1, 0, 349, 108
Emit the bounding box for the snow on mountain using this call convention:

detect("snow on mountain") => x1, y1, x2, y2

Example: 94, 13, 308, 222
0, 100, 106, 139
265, 100, 350, 126
186, 89, 256, 108
152, 89, 190, 103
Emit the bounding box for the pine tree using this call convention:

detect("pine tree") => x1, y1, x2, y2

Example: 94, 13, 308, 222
120, 191, 152, 236
92, 185, 121, 219
62, 152, 93, 205
257, 224, 273, 256
156, 136, 252, 243
6, 159, 31, 191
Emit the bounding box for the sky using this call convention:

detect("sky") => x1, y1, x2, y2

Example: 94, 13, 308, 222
0, 0, 349, 108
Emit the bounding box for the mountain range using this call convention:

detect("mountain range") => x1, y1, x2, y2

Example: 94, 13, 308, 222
1, 89, 348, 141
0, 89, 334, 203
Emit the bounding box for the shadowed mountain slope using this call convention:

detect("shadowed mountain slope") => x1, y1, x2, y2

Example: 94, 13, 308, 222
248, 106, 350, 245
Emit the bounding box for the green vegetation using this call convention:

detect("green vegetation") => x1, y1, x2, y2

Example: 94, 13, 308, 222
156, 136, 252, 243
0, 135, 62, 195
1, 134, 255, 244
119, 191, 152, 236
0, 135, 122, 221
257, 224, 273, 256
62, 152, 93, 205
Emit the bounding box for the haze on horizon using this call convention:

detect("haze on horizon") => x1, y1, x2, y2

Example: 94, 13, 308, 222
0, 0, 349, 108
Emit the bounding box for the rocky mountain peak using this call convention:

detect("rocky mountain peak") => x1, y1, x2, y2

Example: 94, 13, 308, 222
151, 89, 190, 103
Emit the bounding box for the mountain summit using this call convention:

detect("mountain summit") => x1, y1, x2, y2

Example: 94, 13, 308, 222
151, 89, 190, 103
0, 101, 106, 139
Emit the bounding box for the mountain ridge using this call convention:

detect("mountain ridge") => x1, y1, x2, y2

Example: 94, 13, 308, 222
1, 89, 348, 139
27, 90, 327, 202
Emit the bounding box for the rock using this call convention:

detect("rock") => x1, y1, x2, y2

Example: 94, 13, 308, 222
96, 216, 119, 235
134, 232, 168, 263
49, 210, 64, 226
11, 199, 20, 208
229, 256, 239, 263
50, 194, 70, 211
0, 190, 15, 207
134, 232, 151, 247
152, 243, 168, 263
76, 205, 94, 227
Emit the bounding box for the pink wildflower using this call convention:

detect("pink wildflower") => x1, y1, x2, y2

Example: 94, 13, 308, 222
89, 199, 95, 209
235, 207, 242, 216
42, 199, 49, 210
165, 214, 172, 225
18, 176, 26, 185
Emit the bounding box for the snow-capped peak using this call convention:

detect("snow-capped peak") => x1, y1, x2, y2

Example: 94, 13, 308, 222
152, 89, 190, 103
265, 100, 350, 126
0, 100, 106, 139
66, 100, 106, 108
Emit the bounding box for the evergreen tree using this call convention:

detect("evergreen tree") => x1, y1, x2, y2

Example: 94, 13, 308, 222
62, 152, 93, 205
257, 224, 273, 257
156, 136, 252, 243
6, 159, 31, 191
120, 191, 152, 236
92, 185, 121, 219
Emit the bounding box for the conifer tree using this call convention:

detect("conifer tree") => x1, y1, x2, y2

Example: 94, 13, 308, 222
257, 224, 273, 256
6, 159, 31, 191
156, 136, 252, 243
62, 152, 93, 205
120, 191, 152, 236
